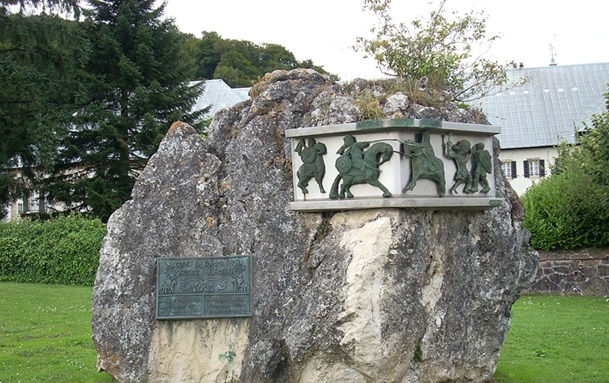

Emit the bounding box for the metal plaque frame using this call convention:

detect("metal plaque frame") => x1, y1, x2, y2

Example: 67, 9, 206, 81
156, 255, 252, 320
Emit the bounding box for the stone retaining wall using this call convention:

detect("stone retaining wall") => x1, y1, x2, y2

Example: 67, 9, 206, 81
528, 248, 609, 295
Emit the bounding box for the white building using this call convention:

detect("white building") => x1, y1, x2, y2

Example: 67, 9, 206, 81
475, 62, 609, 196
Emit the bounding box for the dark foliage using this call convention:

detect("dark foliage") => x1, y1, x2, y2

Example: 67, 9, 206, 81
0, 12, 88, 207
189, 31, 333, 87
41, 0, 205, 221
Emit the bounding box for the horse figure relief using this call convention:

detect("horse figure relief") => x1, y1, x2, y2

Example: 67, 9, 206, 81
403, 131, 446, 196
329, 135, 394, 199
295, 138, 327, 194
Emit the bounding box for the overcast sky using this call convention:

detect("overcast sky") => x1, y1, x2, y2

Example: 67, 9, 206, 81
163, 0, 609, 81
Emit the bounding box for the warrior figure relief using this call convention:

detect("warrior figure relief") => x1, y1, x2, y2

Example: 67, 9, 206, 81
468, 143, 492, 193
403, 131, 446, 196
444, 135, 472, 194
295, 138, 327, 194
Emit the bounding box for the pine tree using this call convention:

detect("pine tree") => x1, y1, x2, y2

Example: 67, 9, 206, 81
42, 0, 205, 221
0, 2, 86, 217
0, 0, 80, 16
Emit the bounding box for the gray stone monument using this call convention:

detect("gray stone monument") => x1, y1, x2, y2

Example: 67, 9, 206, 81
92, 69, 537, 383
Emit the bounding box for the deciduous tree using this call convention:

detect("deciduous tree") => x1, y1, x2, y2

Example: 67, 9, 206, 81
355, 0, 510, 101
190, 31, 333, 87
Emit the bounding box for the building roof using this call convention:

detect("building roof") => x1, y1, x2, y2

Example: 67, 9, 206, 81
475, 62, 609, 149
192, 79, 250, 116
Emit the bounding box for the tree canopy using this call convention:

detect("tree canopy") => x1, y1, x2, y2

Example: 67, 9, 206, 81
189, 31, 332, 87
1, 0, 329, 220
0, 0, 80, 16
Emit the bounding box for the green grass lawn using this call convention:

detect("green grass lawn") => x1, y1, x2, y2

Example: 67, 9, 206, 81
1, 283, 608, 383
495, 295, 609, 383
0, 283, 115, 383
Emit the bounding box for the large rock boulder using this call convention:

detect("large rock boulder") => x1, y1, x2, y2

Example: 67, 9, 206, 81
92, 69, 537, 382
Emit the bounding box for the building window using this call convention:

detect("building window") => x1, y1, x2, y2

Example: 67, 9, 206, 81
529, 159, 540, 176
22, 194, 30, 213
501, 161, 517, 179
17, 192, 48, 215
30, 192, 47, 213
524, 159, 545, 178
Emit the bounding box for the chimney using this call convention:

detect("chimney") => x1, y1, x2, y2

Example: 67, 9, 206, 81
549, 43, 558, 66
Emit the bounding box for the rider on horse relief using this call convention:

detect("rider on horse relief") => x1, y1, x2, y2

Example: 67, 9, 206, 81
336, 135, 375, 173
330, 135, 394, 199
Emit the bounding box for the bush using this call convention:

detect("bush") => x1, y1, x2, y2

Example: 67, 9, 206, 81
0, 215, 106, 285
523, 172, 609, 250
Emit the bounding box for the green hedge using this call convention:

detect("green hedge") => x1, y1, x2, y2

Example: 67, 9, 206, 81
523, 171, 609, 251
0, 215, 106, 286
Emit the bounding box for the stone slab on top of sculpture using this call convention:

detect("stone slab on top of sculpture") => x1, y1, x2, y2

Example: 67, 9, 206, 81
92, 69, 537, 383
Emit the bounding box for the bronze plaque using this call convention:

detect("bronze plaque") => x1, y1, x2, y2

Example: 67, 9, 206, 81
156, 256, 252, 319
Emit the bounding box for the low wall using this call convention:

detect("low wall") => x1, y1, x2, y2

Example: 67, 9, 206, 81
528, 248, 609, 295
